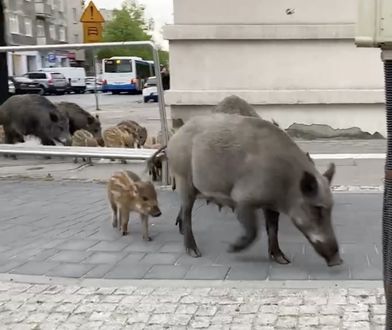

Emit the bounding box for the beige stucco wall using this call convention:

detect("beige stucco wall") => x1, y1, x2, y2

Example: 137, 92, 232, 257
163, 0, 386, 135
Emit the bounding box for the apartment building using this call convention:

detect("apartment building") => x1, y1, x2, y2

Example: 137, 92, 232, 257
4, 0, 84, 76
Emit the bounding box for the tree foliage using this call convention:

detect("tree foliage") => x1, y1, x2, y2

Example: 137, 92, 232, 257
98, 0, 169, 65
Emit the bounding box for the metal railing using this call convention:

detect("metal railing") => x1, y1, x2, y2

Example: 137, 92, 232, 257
0, 41, 170, 184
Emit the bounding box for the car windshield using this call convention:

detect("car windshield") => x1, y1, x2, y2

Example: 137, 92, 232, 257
51, 73, 66, 79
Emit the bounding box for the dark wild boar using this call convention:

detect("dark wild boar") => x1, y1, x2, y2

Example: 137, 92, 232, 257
165, 113, 341, 267
56, 102, 102, 143
0, 94, 71, 145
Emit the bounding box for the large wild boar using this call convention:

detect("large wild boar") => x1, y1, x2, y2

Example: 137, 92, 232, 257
166, 113, 342, 267
56, 102, 102, 143
0, 94, 71, 145
212, 95, 260, 118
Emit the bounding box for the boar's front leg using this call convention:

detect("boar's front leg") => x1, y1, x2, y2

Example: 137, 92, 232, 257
228, 204, 258, 253
264, 209, 290, 264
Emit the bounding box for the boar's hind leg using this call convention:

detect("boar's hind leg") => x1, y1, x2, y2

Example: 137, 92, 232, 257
178, 179, 201, 257
175, 207, 183, 234
228, 205, 258, 253
264, 209, 290, 264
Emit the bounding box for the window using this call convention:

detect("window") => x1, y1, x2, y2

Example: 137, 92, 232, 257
24, 18, 32, 37
104, 60, 133, 73
49, 25, 56, 40
58, 0, 64, 12
9, 14, 19, 34
74, 33, 79, 43
59, 26, 66, 41
36, 21, 45, 37
49, 0, 54, 9
72, 8, 77, 23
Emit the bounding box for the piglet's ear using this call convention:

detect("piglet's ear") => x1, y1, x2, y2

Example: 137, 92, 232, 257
300, 171, 318, 198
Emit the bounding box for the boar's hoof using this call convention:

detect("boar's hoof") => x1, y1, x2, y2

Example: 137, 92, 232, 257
143, 236, 152, 241
227, 234, 257, 253
122, 231, 127, 236
175, 218, 184, 235
186, 247, 202, 258
270, 251, 291, 264
327, 254, 343, 267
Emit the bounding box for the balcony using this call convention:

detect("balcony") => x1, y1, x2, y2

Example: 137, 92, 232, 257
35, 2, 52, 18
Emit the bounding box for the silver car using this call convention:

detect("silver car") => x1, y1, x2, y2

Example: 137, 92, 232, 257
23, 71, 68, 95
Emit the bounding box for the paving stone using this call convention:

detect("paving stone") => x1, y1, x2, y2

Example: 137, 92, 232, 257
10, 261, 59, 276
88, 240, 130, 252
144, 265, 189, 279
46, 263, 95, 278
140, 253, 180, 265
83, 252, 127, 264
50, 251, 92, 263
104, 264, 151, 279
184, 266, 230, 280
226, 264, 268, 280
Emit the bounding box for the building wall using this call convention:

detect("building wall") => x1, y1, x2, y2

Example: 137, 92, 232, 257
66, 0, 85, 63
4, 0, 85, 75
163, 0, 386, 136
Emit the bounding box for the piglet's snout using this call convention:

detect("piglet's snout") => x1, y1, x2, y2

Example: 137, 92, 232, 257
150, 207, 161, 217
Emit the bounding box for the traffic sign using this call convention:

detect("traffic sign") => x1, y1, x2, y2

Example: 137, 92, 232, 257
80, 1, 105, 23
47, 53, 56, 63
83, 22, 103, 43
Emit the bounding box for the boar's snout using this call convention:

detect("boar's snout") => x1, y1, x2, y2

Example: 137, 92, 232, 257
150, 206, 161, 217
310, 238, 343, 267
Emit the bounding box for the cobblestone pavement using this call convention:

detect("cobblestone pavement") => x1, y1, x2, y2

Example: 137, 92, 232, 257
0, 180, 383, 280
0, 279, 386, 329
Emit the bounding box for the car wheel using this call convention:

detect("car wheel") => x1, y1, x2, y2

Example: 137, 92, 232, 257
56, 91, 65, 95
38, 88, 44, 96
112, 91, 120, 95
143, 97, 149, 103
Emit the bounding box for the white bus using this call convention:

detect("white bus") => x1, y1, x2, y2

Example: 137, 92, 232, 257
101, 56, 155, 94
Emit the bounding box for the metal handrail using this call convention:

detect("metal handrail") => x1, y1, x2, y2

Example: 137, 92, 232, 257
0, 41, 170, 183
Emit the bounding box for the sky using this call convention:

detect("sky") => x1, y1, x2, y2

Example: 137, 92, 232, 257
91, 0, 173, 49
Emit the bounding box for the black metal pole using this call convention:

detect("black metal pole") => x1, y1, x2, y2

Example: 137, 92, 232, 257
0, 0, 9, 105
383, 53, 392, 330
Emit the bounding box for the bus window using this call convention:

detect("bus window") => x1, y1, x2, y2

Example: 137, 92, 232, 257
104, 60, 133, 73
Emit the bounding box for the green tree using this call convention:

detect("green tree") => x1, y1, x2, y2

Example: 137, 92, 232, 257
98, 0, 169, 65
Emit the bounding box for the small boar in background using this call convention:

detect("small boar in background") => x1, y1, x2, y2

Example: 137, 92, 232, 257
71, 129, 100, 164
117, 120, 147, 148
107, 170, 162, 240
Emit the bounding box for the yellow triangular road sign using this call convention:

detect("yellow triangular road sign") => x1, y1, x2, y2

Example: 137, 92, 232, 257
80, 1, 105, 23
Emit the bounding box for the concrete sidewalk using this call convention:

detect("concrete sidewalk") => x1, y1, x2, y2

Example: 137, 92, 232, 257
0, 180, 382, 281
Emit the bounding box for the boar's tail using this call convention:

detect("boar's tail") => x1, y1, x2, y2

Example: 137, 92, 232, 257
145, 144, 167, 173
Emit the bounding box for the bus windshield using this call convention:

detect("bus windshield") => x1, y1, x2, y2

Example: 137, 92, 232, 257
104, 59, 133, 73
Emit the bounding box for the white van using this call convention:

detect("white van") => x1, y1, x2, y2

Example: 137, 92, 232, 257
40, 67, 86, 94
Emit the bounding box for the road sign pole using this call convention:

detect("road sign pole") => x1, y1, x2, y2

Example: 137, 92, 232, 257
92, 50, 100, 111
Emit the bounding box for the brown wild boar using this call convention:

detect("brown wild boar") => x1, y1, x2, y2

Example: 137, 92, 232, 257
107, 170, 162, 240
117, 120, 147, 147
0, 125, 5, 144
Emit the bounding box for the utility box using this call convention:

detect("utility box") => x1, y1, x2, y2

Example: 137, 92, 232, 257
355, 0, 392, 48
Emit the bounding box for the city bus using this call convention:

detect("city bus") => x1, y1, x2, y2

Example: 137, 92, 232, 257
101, 56, 155, 94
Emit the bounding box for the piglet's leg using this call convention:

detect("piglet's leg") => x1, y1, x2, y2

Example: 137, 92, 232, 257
120, 208, 130, 236
140, 214, 152, 241
110, 201, 118, 229
264, 209, 290, 264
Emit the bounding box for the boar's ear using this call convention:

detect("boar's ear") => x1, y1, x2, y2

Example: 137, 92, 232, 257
87, 116, 94, 125
300, 171, 318, 198
323, 163, 335, 185
49, 112, 59, 123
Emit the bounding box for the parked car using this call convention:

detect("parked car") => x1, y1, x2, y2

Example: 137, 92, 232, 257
40, 67, 86, 94
9, 76, 43, 95
85, 76, 102, 93
23, 71, 68, 95
142, 76, 158, 103
8, 79, 15, 95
